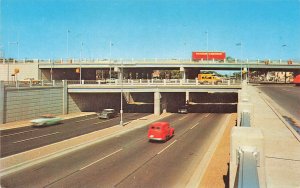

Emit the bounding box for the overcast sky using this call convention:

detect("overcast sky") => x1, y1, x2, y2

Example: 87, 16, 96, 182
1, 0, 300, 60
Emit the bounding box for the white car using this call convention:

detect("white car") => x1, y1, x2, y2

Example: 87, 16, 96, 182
30, 115, 63, 127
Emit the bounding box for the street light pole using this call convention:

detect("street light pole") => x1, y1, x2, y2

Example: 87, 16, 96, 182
7, 41, 19, 81
120, 60, 123, 126
17, 42, 19, 60
109, 41, 112, 81
67, 30, 70, 59
236, 42, 243, 82
80, 42, 83, 83
205, 31, 208, 61
7, 42, 10, 82
281, 44, 287, 62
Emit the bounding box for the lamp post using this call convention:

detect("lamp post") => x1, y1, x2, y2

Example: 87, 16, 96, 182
120, 60, 124, 126
7, 42, 19, 81
236, 42, 243, 82
67, 29, 70, 59
280, 44, 287, 62
50, 59, 53, 81
109, 41, 113, 81
205, 31, 208, 61
80, 42, 84, 83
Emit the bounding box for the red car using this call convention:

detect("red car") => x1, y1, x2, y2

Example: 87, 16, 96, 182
148, 122, 175, 142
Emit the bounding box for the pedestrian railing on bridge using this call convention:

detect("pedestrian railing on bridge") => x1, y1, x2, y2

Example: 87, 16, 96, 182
3, 79, 241, 88
67, 78, 240, 86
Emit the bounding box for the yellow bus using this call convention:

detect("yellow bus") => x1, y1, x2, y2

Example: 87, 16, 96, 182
198, 73, 222, 84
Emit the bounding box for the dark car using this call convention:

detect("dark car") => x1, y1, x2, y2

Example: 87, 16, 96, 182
98, 109, 117, 119
178, 105, 189, 114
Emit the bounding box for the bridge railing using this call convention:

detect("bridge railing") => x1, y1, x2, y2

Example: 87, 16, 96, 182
2, 79, 240, 88
65, 78, 240, 86
1, 58, 300, 65
231, 81, 265, 188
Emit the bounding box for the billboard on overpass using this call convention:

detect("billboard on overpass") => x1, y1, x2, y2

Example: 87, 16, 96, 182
192, 52, 226, 61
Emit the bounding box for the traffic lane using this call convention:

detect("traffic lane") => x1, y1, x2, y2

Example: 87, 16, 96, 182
0, 113, 150, 158
115, 114, 227, 188
0, 114, 98, 135
37, 113, 214, 187
258, 86, 300, 122
1, 113, 149, 144
0, 113, 208, 187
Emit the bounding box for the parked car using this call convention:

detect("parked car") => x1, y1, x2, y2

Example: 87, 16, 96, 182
148, 122, 174, 142
98, 109, 117, 119
178, 105, 189, 114
30, 114, 63, 127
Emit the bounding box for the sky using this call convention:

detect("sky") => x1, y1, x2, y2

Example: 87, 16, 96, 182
1, 0, 300, 60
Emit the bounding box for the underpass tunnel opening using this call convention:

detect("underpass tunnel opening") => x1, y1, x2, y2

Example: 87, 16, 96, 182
68, 92, 155, 114
188, 92, 238, 113
159, 92, 237, 113
160, 93, 186, 113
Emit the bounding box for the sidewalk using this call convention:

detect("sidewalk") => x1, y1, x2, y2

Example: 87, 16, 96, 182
251, 86, 300, 188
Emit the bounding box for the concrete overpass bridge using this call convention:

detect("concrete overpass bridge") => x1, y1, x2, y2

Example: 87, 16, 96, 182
1, 58, 300, 81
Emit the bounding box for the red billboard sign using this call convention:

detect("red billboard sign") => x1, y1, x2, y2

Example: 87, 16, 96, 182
192, 52, 226, 61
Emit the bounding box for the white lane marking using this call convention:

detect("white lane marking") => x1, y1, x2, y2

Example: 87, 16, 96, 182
76, 117, 98, 123
92, 119, 112, 125
205, 114, 210, 118
179, 116, 188, 121
80, 149, 123, 170
13, 132, 60, 144
0, 129, 38, 138
190, 122, 200, 129
157, 140, 177, 155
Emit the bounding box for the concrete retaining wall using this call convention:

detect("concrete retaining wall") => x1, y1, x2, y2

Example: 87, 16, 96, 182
4, 87, 63, 123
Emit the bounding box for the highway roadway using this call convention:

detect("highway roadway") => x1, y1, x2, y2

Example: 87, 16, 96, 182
0, 113, 149, 158
258, 85, 300, 134
258, 85, 300, 122
1, 113, 229, 188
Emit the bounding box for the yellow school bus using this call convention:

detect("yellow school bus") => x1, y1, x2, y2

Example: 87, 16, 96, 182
198, 74, 222, 84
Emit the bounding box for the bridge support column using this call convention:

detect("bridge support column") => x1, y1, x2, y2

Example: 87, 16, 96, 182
180, 67, 186, 81
62, 80, 68, 115
185, 91, 189, 104
0, 81, 4, 124
154, 91, 161, 115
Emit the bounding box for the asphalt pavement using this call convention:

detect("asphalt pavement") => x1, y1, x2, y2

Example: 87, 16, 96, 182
0, 113, 150, 158
1, 113, 229, 188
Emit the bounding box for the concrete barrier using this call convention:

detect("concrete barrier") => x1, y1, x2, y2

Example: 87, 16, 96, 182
230, 127, 265, 188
